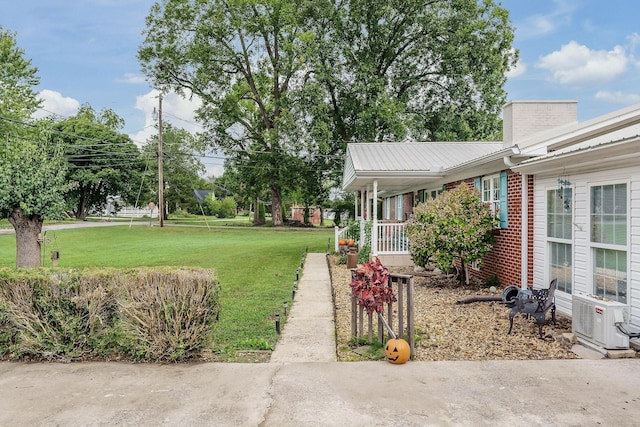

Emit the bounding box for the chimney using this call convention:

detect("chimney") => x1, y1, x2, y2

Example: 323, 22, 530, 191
503, 101, 578, 148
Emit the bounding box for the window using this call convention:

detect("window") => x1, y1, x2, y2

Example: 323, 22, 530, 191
384, 198, 391, 220
395, 195, 403, 220
590, 183, 627, 303
475, 172, 508, 228
482, 175, 500, 214
547, 188, 572, 294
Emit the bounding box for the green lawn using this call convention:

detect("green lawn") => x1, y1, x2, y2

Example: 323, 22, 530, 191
0, 225, 333, 360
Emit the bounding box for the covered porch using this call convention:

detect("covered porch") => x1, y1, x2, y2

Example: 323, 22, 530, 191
339, 142, 513, 266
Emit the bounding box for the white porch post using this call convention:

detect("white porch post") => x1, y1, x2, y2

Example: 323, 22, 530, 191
366, 185, 371, 220
372, 180, 378, 257
354, 191, 358, 220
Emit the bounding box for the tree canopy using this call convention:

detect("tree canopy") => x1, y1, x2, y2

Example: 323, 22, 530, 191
138, 0, 517, 220
0, 26, 70, 267
54, 105, 144, 220
138, 0, 316, 225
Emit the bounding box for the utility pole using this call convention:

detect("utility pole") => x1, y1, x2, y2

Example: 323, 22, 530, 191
157, 93, 164, 227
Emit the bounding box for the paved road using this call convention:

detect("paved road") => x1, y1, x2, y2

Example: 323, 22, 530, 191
0, 237, 638, 426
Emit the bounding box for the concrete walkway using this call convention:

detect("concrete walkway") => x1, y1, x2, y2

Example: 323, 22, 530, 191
1, 253, 640, 426
270, 253, 336, 362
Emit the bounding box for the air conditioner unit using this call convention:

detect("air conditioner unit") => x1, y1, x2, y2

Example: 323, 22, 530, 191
572, 293, 629, 350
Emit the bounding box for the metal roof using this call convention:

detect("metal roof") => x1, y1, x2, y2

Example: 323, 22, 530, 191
342, 142, 503, 192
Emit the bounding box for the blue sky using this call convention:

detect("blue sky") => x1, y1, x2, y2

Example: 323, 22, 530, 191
2, 0, 639, 175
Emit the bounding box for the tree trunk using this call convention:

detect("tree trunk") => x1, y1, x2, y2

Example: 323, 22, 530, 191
8, 207, 43, 268
75, 184, 88, 220
271, 184, 283, 226
253, 196, 263, 225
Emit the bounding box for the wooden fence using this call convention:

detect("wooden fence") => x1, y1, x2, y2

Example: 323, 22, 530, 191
351, 273, 415, 358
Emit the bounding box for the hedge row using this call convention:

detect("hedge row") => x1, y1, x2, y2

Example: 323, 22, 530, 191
0, 267, 220, 362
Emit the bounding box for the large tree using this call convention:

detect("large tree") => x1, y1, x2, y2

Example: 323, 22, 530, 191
138, 0, 517, 216
0, 27, 70, 267
54, 105, 144, 220
138, 0, 315, 226
308, 0, 517, 145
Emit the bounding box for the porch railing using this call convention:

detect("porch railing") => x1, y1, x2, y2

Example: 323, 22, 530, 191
335, 221, 409, 255
377, 222, 409, 254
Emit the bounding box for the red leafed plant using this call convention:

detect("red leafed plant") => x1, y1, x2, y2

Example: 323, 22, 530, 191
349, 258, 396, 315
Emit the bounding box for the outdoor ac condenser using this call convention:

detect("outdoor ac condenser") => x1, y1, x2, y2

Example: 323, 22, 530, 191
572, 293, 629, 350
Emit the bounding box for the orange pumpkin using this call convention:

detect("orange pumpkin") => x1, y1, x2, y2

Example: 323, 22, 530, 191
347, 239, 355, 246
338, 239, 347, 246
384, 338, 410, 364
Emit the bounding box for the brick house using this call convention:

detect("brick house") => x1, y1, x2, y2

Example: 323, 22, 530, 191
341, 101, 640, 337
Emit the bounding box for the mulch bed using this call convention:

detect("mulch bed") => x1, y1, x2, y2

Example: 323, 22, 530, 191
328, 255, 579, 361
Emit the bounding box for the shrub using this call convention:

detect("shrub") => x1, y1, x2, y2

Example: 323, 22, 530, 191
0, 269, 117, 360
406, 184, 497, 284
218, 197, 237, 218
0, 267, 220, 362
117, 267, 220, 361
349, 258, 396, 315
257, 202, 266, 224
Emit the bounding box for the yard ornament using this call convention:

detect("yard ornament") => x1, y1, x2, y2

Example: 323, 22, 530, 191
384, 338, 410, 364
378, 311, 410, 364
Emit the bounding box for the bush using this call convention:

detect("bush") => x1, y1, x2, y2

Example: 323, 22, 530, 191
0, 267, 220, 362
406, 184, 497, 283
218, 197, 237, 218
117, 267, 220, 361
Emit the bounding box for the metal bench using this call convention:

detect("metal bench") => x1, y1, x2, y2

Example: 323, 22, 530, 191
506, 279, 557, 339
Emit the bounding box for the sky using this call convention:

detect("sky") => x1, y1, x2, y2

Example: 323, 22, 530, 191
2, 0, 640, 177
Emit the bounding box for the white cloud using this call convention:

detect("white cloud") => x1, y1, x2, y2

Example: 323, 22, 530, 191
513, 0, 576, 40
537, 41, 630, 85
34, 89, 80, 119
115, 73, 147, 84
129, 89, 225, 177
129, 89, 203, 145
595, 91, 640, 104
506, 58, 527, 79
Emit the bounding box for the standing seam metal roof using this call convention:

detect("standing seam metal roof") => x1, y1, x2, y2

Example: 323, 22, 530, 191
347, 142, 504, 172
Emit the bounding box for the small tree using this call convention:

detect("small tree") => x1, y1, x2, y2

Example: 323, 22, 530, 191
406, 184, 497, 284
0, 27, 70, 268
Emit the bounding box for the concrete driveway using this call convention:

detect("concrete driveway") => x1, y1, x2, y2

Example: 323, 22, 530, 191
0, 359, 639, 426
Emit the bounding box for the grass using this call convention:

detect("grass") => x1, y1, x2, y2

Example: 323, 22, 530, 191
0, 224, 333, 361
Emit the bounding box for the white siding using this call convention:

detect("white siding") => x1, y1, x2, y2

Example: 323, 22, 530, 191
532, 166, 640, 328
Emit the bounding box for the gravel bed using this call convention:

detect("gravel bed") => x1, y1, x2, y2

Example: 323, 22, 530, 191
328, 255, 579, 361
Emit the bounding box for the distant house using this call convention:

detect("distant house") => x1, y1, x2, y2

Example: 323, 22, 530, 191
193, 189, 214, 203
290, 207, 322, 225
341, 101, 640, 336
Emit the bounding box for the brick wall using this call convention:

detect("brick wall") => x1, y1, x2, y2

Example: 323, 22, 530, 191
403, 192, 414, 220
446, 173, 525, 287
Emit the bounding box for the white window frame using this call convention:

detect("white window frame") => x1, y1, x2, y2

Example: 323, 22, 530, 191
481, 174, 500, 215
384, 197, 391, 220
588, 181, 629, 303
546, 186, 573, 294
395, 195, 403, 220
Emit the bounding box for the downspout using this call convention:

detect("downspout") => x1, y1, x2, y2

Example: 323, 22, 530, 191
520, 174, 529, 288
